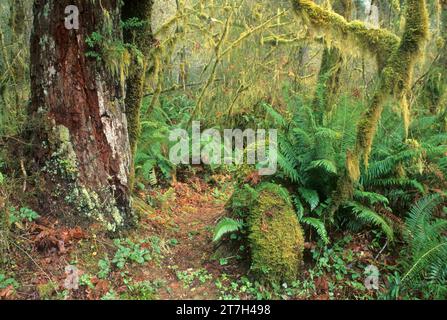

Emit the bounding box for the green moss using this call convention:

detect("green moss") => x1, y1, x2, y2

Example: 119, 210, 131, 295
37, 281, 57, 300
121, 0, 155, 190
246, 183, 304, 284
292, 0, 400, 70
43, 125, 79, 181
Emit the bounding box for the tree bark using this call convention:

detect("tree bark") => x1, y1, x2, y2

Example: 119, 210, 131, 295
28, 0, 133, 231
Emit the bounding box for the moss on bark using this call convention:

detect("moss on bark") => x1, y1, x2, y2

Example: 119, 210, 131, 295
228, 183, 304, 284
313, 0, 353, 125
122, 0, 155, 190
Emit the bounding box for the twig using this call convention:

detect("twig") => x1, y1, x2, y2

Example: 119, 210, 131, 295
20, 159, 27, 192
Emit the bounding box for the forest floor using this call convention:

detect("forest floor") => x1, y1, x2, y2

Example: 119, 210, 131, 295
1, 172, 250, 300
1, 171, 391, 300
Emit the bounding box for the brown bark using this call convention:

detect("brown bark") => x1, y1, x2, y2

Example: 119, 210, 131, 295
28, 0, 133, 230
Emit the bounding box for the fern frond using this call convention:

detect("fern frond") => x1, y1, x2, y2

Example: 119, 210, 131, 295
213, 218, 244, 242
301, 217, 329, 244
346, 201, 394, 241
307, 159, 338, 175
298, 187, 320, 211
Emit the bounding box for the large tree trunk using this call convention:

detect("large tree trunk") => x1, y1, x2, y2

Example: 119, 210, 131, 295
28, 0, 133, 231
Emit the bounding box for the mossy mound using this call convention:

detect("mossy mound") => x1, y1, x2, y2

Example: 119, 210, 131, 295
228, 183, 304, 283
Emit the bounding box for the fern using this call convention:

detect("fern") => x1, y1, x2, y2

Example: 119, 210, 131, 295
301, 217, 329, 244
298, 187, 320, 211
354, 190, 390, 206
307, 159, 338, 175
345, 201, 394, 241
213, 218, 244, 242
401, 194, 447, 296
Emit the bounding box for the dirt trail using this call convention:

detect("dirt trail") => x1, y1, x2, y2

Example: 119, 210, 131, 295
139, 177, 242, 300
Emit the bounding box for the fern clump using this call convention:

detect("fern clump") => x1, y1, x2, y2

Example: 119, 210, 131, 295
400, 194, 447, 298
244, 183, 304, 284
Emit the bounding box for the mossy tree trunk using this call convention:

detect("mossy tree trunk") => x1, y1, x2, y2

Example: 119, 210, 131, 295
28, 0, 133, 231
122, 0, 155, 190
439, 0, 447, 130
419, 0, 447, 117
313, 0, 353, 125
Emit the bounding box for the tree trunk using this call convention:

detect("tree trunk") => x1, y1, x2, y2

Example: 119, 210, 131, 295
28, 0, 133, 231
419, 0, 447, 116
122, 0, 155, 190
313, 0, 353, 125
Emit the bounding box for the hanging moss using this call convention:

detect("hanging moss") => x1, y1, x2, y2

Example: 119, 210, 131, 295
246, 183, 304, 284
313, 0, 354, 125
356, 0, 429, 166
292, 0, 400, 70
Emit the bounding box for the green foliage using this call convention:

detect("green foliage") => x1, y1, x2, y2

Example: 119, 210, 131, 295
345, 201, 394, 241
121, 17, 146, 30
97, 258, 111, 279
176, 269, 213, 288
8, 207, 40, 225
112, 239, 151, 269
301, 217, 329, 245
121, 281, 158, 300
135, 96, 194, 186
399, 194, 447, 299
213, 217, 244, 242
0, 273, 18, 290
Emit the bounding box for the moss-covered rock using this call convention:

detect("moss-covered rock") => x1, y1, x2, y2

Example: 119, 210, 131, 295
228, 183, 304, 284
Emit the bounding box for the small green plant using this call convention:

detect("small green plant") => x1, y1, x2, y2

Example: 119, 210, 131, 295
112, 239, 151, 269
79, 274, 95, 289
97, 258, 111, 279
0, 273, 19, 290
121, 281, 159, 300
9, 207, 40, 225
176, 269, 213, 288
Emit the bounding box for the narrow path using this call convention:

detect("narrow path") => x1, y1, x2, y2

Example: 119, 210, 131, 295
138, 176, 242, 299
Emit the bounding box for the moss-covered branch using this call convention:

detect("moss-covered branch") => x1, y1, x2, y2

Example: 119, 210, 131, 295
355, 0, 429, 168
291, 0, 400, 70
